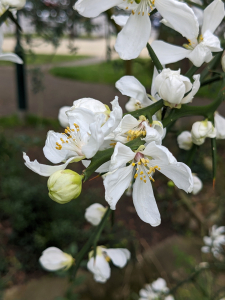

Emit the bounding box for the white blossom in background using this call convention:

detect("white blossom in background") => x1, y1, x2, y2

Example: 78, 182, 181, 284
74, 0, 199, 60
103, 142, 193, 226
39, 247, 74, 271
85, 203, 107, 226
191, 120, 216, 146
0, 26, 23, 64
87, 246, 130, 283
214, 112, 225, 139
139, 278, 174, 300
116, 76, 153, 112
23, 97, 122, 177
201, 225, 225, 260
58, 106, 70, 128
177, 131, 193, 150
192, 174, 203, 195
154, 69, 200, 108
152, 0, 225, 67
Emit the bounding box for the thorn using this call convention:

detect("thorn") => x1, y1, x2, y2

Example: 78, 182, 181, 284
213, 178, 216, 190
89, 174, 100, 181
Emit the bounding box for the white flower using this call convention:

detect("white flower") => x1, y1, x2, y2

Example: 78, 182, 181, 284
0, 26, 23, 64
201, 225, 225, 260
103, 142, 193, 226
152, 0, 225, 67
74, 0, 199, 60
115, 76, 153, 112
112, 114, 164, 145
177, 131, 193, 150
192, 174, 203, 195
87, 246, 130, 283
154, 69, 200, 108
139, 278, 174, 300
214, 112, 225, 139
39, 247, 74, 271
85, 203, 107, 226
58, 106, 70, 128
24, 97, 122, 177
1, 0, 26, 10
191, 120, 217, 145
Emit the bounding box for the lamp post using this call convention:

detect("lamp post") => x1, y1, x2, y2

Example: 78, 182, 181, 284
14, 11, 27, 118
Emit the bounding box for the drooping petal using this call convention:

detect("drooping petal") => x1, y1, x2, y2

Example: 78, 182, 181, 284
203, 30, 222, 52
104, 248, 130, 267
87, 256, 111, 283
202, 0, 225, 35
151, 41, 191, 65
142, 141, 177, 164
111, 14, 129, 27
155, 0, 199, 42
114, 114, 141, 136
85, 203, 106, 226
0, 53, 23, 64
182, 74, 200, 104
115, 76, 151, 106
115, 7, 151, 60
186, 43, 212, 67
58, 106, 70, 128
23, 153, 76, 177
104, 165, 133, 210
74, 0, 123, 18
132, 173, 161, 226
109, 142, 135, 171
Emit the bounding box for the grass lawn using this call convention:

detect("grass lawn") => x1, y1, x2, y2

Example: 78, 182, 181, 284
50, 58, 153, 88
0, 54, 89, 66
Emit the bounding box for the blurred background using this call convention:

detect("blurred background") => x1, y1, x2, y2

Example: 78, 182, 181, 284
0, 0, 225, 299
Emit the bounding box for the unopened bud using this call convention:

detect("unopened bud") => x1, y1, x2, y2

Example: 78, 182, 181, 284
47, 169, 83, 204
191, 120, 216, 146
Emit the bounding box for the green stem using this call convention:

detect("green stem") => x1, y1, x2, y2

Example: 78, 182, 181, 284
200, 74, 225, 87
185, 65, 199, 79
72, 207, 111, 279
211, 138, 217, 188
186, 144, 198, 167
128, 99, 164, 120
200, 53, 223, 81
146, 43, 163, 73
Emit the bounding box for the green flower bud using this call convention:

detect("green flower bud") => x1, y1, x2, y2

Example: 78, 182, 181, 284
47, 169, 83, 204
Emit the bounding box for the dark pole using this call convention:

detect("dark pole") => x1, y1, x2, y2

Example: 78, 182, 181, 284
14, 11, 27, 115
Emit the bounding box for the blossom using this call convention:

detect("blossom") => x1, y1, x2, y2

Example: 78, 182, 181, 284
115, 76, 153, 112
0, 26, 23, 64
39, 247, 74, 271
152, 0, 225, 67
58, 106, 70, 128
201, 225, 225, 260
85, 203, 107, 226
1, 0, 26, 9
177, 131, 193, 150
47, 170, 83, 204
214, 112, 225, 139
139, 278, 174, 300
192, 174, 203, 195
24, 97, 122, 176
191, 120, 216, 145
87, 246, 130, 283
103, 142, 193, 226
74, 0, 199, 60
153, 69, 200, 108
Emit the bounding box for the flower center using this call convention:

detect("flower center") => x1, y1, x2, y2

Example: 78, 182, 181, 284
126, 121, 146, 141
125, 0, 154, 16
132, 154, 160, 183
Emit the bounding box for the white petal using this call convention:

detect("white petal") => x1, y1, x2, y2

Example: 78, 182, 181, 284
192, 174, 203, 195
142, 141, 177, 164
114, 114, 140, 136
109, 142, 135, 171
82, 160, 110, 173
201, 246, 210, 253
58, 106, 71, 128
104, 248, 130, 267
203, 30, 222, 52
23, 153, 76, 177
111, 14, 129, 27
151, 41, 191, 65
0, 53, 23, 64
186, 43, 212, 67
155, 0, 199, 42
202, 0, 225, 35
115, 8, 151, 60
132, 174, 161, 226
151, 278, 167, 292
182, 74, 200, 104
87, 256, 111, 283
104, 165, 133, 210
85, 203, 106, 226
144, 122, 163, 145
43, 130, 78, 164
115, 76, 151, 106
74, 0, 123, 17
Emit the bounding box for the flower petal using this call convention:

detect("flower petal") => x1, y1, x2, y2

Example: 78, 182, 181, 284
87, 256, 111, 283
202, 0, 225, 35
23, 153, 76, 177
114, 114, 140, 136
109, 142, 135, 171
142, 141, 177, 164
115, 7, 151, 60
115, 76, 151, 106
104, 248, 130, 267
82, 160, 110, 173
151, 41, 191, 65
132, 174, 161, 226
74, 0, 123, 17
0, 53, 23, 64
58, 106, 70, 128
104, 165, 133, 210
186, 43, 212, 67
111, 14, 129, 27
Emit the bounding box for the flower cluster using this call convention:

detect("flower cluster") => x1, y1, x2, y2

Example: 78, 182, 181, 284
139, 278, 174, 300
202, 225, 225, 260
